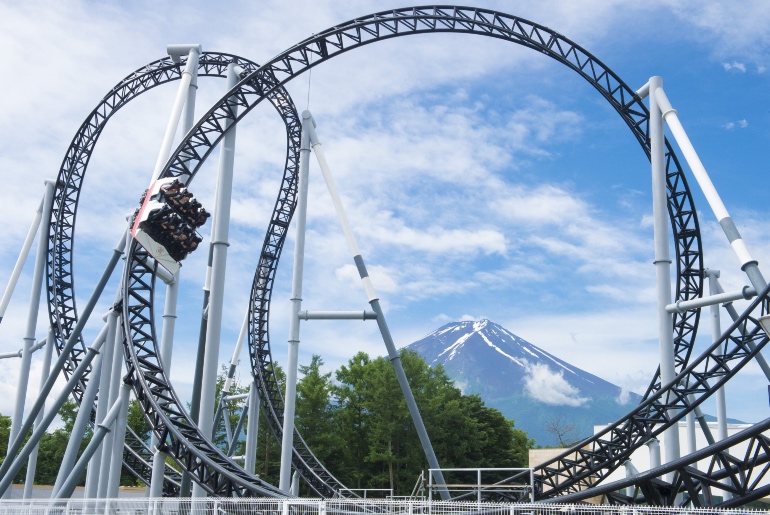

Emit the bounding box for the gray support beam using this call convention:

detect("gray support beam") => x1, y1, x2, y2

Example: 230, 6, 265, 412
0, 195, 44, 324
149, 272, 178, 497
647, 438, 661, 469
106, 384, 132, 498
244, 382, 260, 475
707, 270, 732, 501
149, 42, 198, 498
665, 286, 755, 313
85, 305, 118, 498
305, 111, 449, 500
192, 63, 239, 499
0, 335, 107, 495
52, 330, 106, 497
4, 180, 55, 499
53, 393, 125, 500
714, 278, 770, 381
23, 329, 54, 499
278, 111, 312, 494
97, 308, 127, 498
648, 76, 681, 472
0, 232, 125, 494
655, 87, 768, 293
227, 398, 249, 457
298, 310, 377, 320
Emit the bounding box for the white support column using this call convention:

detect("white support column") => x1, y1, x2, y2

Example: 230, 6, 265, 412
278, 111, 313, 494
0, 195, 44, 324
149, 43, 199, 498
705, 269, 731, 501
305, 112, 450, 500
649, 76, 681, 474
686, 411, 696, 455
54, 332, 106, 497
85, 305, 118, 499
4, 180, 55, 499
106, 383, 132, 498
23, 329, 54, 499
647, 438, 661, 469
148, 272, 178, 497
192, 63, 239, 499
97, 307, 126, 498
151, 45, 201, 181
654, 87, 767, 293
245, 381, 260, 475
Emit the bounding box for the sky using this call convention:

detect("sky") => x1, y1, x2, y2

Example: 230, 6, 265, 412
0, 0, 769, 437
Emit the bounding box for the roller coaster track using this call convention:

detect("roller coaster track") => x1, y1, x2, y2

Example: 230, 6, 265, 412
118, 4, 707, 499
46, 4, 768, 504
44, 51, 344, 496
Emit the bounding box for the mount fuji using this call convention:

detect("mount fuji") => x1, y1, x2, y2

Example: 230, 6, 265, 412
406, 319, 642, 447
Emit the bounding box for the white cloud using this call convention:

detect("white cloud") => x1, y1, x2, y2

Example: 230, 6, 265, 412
723, 119, 748, 130
723, 62, 747, 72
523, 362, 590, 407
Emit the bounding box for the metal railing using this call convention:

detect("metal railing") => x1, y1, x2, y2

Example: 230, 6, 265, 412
428, 468, 534, 503
1, 498, 767, 515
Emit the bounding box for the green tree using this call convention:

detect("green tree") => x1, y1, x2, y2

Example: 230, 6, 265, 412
327, 349, 533, 496
296, 355, 340, 465
333, 352, 372, 488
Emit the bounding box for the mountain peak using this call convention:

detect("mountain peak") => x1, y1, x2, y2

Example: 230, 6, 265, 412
407, 320, 642, 446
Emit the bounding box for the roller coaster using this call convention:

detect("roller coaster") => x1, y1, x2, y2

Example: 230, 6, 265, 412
1, 5, 769, 509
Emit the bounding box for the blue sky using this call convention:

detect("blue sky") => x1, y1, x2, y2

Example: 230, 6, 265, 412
0, 0, 769, 430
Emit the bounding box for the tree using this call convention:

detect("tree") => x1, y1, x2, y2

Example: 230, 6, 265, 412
296, 355, 340, 466
544, 414, 578, 447
328, 349, 533, 496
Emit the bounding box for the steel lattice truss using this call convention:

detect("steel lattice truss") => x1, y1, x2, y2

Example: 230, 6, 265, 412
41, 4, 769, 505
43, 52, 343, 496
553, 361, 770, 506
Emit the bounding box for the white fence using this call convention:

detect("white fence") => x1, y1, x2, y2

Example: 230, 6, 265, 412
0, 499, 767, 515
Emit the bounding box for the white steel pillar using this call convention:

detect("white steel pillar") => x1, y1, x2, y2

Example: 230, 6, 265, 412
106, 383, 132, 498
705, 269, 731, 500
85, 302, 119, 498
96, 276, 129, 498
649, 76, 681, 473
149, 44, 199, 498
0, 195, 44, 324
654, 87, 767, 293
305, 112, 450, 500
245, 381, 260, 475
647, 438, 661, 469
278, 111, 313, 493
4, 180, 55, 498
192, 62, 239, 499
23, 329, 54, 498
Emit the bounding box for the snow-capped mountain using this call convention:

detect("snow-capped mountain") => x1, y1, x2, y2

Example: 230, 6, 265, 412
406, 319, 642, 447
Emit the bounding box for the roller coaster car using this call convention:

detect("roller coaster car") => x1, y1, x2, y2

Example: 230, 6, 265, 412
131, 177, 207, 275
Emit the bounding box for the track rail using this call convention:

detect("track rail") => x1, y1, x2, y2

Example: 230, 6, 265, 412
129, 5, 706, 499
47, 5, 765, 503
44, 52, 343, 496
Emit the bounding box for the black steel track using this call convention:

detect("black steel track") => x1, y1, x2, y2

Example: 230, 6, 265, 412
49, 5, 766, 504
549, 286, 770, 506
44, 51, 344, 496
119, 5, 709, 500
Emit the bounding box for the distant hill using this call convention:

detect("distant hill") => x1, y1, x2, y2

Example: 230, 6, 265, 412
406, 319, 643, 447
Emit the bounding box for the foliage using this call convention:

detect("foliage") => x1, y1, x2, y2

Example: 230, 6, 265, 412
0, 352, 533, 496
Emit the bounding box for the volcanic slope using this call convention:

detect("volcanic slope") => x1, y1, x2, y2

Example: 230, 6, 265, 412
406, 319, 642, 447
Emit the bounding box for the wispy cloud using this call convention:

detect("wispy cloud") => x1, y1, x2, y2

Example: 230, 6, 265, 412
723, 119, 748, 130
723, 62, 747, 73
